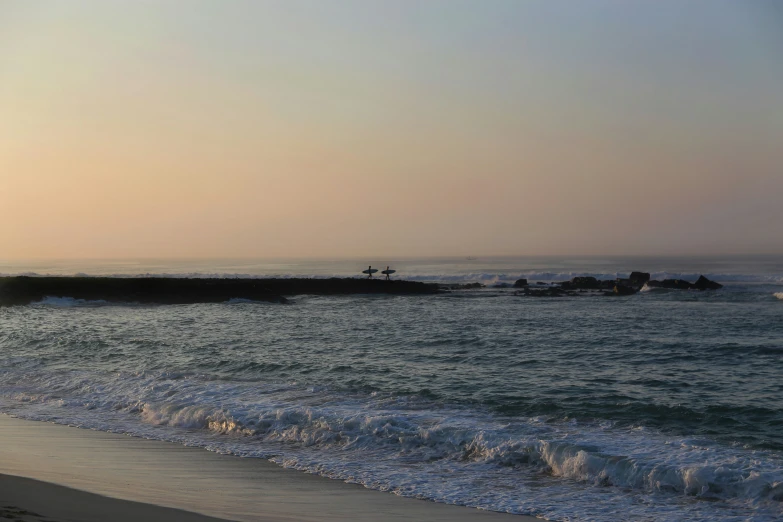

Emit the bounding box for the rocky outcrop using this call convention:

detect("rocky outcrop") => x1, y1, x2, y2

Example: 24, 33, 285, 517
693, 275, 723, 290
559, 276, 614, 290
527, 272, 724, 297
646, 276, 722, 291
513, 278, 529, 288
560, 276, 614, 291
646, 279, 694, 290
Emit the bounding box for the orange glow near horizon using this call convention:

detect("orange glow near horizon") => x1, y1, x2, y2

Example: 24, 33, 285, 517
1, 1, 782, 259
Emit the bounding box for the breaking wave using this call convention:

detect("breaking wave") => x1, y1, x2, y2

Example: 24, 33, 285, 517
0, 368, 781, 521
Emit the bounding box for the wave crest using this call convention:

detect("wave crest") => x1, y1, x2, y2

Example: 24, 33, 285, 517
2, 369, 782, 521
103, 393, 783, 505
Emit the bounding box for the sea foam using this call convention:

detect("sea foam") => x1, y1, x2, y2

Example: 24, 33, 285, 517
1, 368, 781, 522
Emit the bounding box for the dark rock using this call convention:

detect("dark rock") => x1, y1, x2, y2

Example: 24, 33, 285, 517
645, 276, 722, 291
513, 278, 529, 288
0, 276, 439, 306
536, 281, 547, 285
560, 276, 602, 290
573, 276, 598, 287
647, 279, 695, 290
629, 272, 651, 284
613, 284, 637, 296
693, 275, 723, 290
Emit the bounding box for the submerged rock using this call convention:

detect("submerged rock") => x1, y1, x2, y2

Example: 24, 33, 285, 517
513, 278, 529, 288
519, 286, 566, 297
441, 282, 484, 290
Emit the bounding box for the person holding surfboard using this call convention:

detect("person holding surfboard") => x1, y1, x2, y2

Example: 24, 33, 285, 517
381, 266, 396, 280
362, 265, 378, 279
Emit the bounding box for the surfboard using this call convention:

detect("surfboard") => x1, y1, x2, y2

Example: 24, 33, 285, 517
362, 269, 378, 274
381, 269, 396, 275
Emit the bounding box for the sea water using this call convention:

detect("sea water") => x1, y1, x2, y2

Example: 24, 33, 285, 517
0, 256, 781, 521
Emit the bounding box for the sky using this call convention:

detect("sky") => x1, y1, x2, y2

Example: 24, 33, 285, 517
1, 0, 781, 259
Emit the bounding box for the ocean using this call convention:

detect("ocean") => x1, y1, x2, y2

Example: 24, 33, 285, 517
1, 256, 781, 521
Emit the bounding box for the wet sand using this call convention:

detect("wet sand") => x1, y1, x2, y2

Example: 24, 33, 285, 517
0, 415, 537, 522
0, 474, 226, 522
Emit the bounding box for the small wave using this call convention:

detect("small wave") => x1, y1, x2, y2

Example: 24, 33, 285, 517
34, 296, 109, 307
775, 293, 783, 300
226, 298, 276, 305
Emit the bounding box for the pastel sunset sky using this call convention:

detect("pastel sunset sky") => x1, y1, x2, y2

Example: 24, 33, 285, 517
1, 1, 781, 258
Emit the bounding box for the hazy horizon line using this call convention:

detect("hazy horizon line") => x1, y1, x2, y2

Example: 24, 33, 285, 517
3, 252, 782, 262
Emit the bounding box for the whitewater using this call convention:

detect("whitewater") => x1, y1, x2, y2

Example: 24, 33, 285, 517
1, 256, 782, 521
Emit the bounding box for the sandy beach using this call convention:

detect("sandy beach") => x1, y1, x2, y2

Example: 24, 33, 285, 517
0, 414, 536, 522
0, 474, 227, 522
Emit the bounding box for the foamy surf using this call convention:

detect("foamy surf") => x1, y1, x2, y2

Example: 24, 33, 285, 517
1, 367, 781, 522
775, 292, 783, 300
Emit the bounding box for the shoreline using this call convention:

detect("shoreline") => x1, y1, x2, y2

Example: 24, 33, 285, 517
0, 414, 538, 522
0, 474, 229, 522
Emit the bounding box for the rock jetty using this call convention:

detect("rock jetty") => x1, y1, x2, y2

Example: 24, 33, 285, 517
0, 272, 724, 305
0, 276, 440, 307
